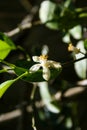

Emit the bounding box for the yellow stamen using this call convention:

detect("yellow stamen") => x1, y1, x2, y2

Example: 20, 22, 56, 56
39, 55, 48, 60
68, 43, 80, 54
68, 43, 74, 51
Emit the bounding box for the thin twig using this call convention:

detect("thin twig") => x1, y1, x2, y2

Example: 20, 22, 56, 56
32, 117, 37, 130
30, 84, 37, 100
62, 56, 87, 67
30, 84, 37, 130
0, 84, 87, 122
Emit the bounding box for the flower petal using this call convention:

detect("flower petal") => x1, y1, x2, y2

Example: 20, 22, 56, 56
29, 64, 41, 72
43, 67, 50, 81
32, 56, 40, 62
47, 60, 62, 69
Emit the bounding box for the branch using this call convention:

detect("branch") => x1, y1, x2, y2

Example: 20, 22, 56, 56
0, 80, 87, 122
0, 109, 22, 122
4, 6, 39, 37
4, 23, 32, 37
55, 80, 87, 100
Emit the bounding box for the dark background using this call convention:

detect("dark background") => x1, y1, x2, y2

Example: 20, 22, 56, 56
0, 0, 87, 130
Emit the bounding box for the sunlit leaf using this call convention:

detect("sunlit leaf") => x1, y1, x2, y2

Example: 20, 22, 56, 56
0, 32, 16, 49
38, 82, 60, 113
74, 41, 86, 79
0, 79, 16, 98
0, 32, 16, 60
63, 25, 82, 43
64, 0, 72, 8
39, 0, 57, 23
0, 40, 11, 60
46, 102, 60, 113
69, 25, 82, 39
0, 69, 7, 73
39, 0, 59, 30
62, 33, 70, 43
65, 117, 73, 128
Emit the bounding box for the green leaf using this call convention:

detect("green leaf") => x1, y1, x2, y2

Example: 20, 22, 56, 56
0, 72, 28, 98
0, 79, 16, 98
0, 40, 11, 60
84, 39, 87, 50
14, 66, 44, 82
14, 60, 62, 82
0, 32, 16, 49
0, 32, 16, 60
0, 69, 7, 73
74, 41, 86, 79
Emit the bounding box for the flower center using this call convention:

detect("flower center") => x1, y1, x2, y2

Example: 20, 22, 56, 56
39, 55, 48, 60
68, 43, 80, 54
68, 43, 74, 51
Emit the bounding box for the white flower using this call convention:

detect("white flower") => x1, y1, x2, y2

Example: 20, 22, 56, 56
29, 55, 62, 81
